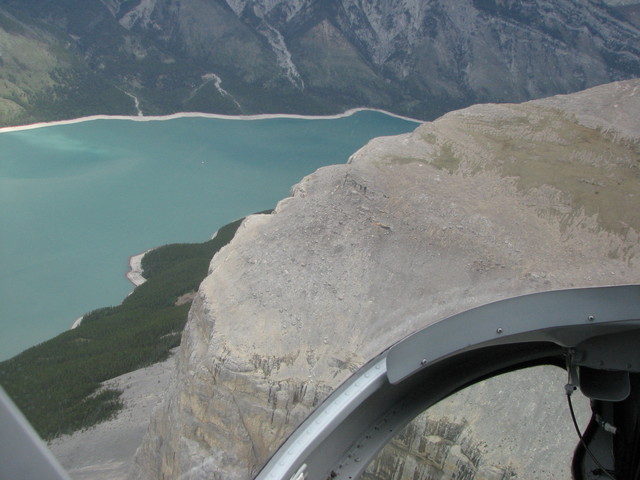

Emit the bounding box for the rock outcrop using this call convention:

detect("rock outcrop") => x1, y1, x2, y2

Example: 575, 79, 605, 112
132, 80, 640, 479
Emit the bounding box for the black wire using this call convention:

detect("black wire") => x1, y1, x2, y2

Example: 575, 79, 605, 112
567, 392, 617, 480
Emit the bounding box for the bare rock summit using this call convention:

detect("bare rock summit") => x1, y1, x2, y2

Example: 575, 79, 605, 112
132, 79, 640, 479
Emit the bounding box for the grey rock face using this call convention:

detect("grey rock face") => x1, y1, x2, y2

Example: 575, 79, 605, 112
132, 81, 640, 479
132, 79, 640, 479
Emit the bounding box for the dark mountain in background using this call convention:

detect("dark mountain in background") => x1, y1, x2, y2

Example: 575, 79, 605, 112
0, 0, 639, 126
618, 2, 640, 26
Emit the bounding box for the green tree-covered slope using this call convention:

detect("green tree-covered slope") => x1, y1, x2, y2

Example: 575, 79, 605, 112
0, 215, 247, 440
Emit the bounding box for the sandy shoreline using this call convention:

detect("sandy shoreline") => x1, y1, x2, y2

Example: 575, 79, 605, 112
0, 108, 421, 134
72, 231, 220, 330
70, 316, 84, 330
125, 224, 224, 289
70, 249, 151, 330
126, 249, 153, 287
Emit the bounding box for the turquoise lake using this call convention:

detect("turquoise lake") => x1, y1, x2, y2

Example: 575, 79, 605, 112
0, 111, 419, 360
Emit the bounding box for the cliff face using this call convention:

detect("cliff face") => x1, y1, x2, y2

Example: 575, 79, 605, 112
132, 79, 640, 479
1, 0, 640, 124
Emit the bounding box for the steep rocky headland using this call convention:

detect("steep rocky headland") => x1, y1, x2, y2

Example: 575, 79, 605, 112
1, 0, 639, 125
129, 79, 640, 479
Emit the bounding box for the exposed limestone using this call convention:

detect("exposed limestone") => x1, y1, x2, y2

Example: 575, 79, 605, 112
256, 22, 304, 89
132, 80, 640, 479
118, 0, 159, 30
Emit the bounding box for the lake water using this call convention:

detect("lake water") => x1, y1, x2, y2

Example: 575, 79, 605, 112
0, 111, 419, 360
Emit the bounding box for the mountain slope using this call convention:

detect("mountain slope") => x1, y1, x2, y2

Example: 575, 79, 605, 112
0, 0, 639, 125
0, 6, 136, 126
131, 79, 640, 479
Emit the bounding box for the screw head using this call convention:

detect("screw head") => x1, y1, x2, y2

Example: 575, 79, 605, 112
496, 327, 503, 334
588, 315, 595, 322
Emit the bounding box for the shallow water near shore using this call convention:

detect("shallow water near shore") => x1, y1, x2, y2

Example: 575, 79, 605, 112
0, 110, 418, 360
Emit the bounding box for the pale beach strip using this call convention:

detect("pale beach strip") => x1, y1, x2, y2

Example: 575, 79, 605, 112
71, 226, 223, 330
0, 108, 421, 134
70, 316, 84, 330
123, 223, 223, 292
127, 249, 154, 287
71, 248, 151, 330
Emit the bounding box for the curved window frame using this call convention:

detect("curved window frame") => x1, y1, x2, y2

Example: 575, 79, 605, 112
256, 285, 640, 480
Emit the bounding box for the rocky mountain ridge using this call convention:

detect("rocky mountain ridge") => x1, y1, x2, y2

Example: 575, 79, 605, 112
130, 79, 640, 479
1, 0, 639, 125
